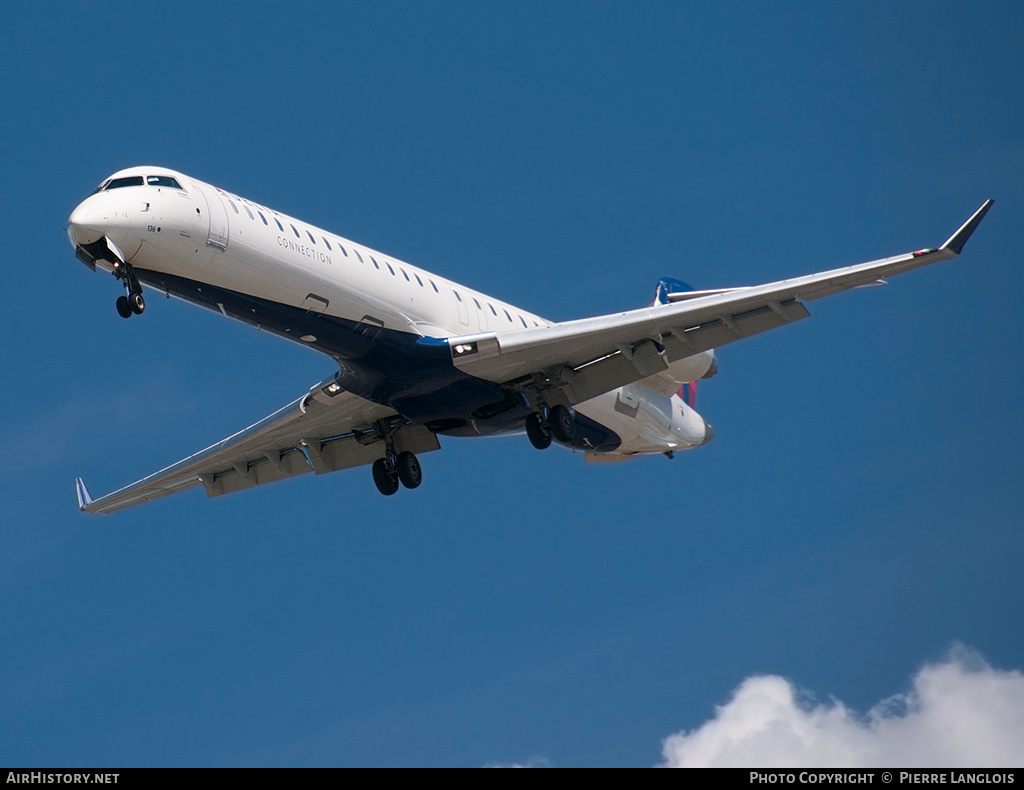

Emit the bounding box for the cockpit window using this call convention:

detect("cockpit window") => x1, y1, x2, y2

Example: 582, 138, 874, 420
146, 175, 183, 189
105, 176, 145, 190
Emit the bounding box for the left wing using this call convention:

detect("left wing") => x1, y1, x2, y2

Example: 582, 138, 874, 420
449, 201, 993, 405
77, 375, 440, 514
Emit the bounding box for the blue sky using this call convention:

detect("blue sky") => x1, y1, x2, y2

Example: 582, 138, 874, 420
2, 2, 1023, 767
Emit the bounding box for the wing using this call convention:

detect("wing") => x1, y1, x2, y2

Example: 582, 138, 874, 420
449, 201, 993, 405
76, 375, 440, 514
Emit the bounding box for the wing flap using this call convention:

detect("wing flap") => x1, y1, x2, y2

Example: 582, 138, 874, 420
555, 300, 810, 405
201, 446, 313, 498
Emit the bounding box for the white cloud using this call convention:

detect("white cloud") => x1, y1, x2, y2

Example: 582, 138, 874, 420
661, 646, 1024, 768
484, 756, 550, 768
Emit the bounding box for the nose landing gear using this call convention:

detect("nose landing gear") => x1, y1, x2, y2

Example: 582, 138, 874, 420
112, 261, 145, 319
115, 292, 145, 318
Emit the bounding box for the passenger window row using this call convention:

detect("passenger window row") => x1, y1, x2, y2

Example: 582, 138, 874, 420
224, 190, 545, 330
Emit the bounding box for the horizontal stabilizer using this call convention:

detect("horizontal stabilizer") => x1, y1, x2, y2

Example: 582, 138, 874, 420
666, 287, 745, 303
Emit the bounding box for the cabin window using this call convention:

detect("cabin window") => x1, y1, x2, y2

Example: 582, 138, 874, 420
258, 211, 268, 225
473, 298, 482, 309
386, 263, 396, 276
274, 218, 284, 231
228, 200, 239, 214
322, 237, 332, 250
244, 206, 254, 220
307, 230, 317, 244
414, 274, 423, 287
146, 175, 183, 189
105, 176, 145, 190
290, 224, 300, 238
400, 268, 410, 281
454, 291, 463, 302
503, 309, 512, 322
370, 256, 379, 269
338, 243, 348, 257
519, 316, 528, 327
354, 249, 364, 263
489, 304, 497, 316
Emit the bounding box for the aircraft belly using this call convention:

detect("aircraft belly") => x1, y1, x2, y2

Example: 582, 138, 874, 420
130, 268, 522, 425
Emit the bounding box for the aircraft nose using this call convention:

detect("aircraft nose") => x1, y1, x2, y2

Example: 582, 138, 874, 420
67, 196, 110, 247
702, 423, 714, 445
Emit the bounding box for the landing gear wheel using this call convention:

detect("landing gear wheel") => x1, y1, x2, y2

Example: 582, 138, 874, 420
549, 404, 576, 443
396, 451, 422, 489
372, 458, 399, 496
115, 295, 132, 319
129, 292, 146, 315
525, 412, 552, 449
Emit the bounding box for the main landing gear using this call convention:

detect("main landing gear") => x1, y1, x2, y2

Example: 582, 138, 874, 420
370, 419, 424, 496
112, 261, 145, 319
371, 452, 422, 496
525, 405, 575, 450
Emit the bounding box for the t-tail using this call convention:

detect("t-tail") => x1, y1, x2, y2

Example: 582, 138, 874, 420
654, 277, 695, 306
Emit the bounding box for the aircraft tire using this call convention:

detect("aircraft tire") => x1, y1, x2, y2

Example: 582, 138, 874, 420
372, 458, 399, 496
116, 295, 132, 319
130, 292, 146, 315
525, 412, 552, 449
396, 451, 422, 489
549, 405, 576, 443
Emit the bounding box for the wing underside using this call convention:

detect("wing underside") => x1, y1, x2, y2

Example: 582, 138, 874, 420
78, 376, 439, 514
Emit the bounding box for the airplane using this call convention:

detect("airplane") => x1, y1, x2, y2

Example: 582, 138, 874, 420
67, 166, 992, 513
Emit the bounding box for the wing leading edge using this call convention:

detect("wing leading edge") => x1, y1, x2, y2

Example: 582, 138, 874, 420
448, 201, 993, 404
77, 375, 439, 515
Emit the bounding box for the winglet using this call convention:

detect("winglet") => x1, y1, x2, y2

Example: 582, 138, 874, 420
75, 477, 93, 510
941, 199, 994, 255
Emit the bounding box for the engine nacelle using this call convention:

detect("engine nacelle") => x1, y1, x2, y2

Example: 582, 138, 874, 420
578, 382, 712, 459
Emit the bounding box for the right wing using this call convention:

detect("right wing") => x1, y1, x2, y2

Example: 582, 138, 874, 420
448, 201, 993, 405
76, 375, 440, 514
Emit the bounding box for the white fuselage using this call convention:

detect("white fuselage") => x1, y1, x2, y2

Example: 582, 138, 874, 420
68, 166, 713, 457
